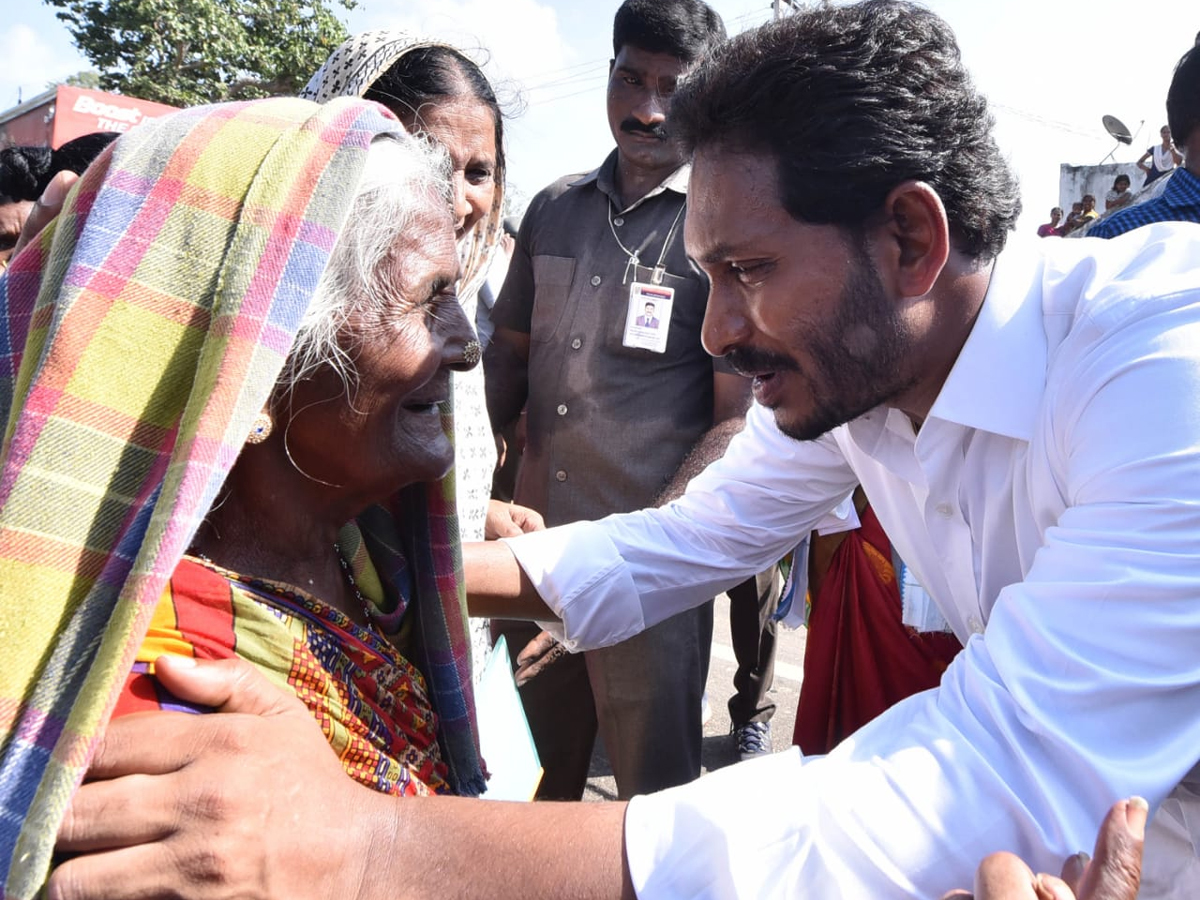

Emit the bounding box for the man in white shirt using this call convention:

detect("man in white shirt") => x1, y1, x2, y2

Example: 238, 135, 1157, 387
51, 2, 1196, 899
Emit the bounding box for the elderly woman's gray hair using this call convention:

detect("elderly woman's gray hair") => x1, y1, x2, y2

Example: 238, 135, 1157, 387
282, 134, 453, 389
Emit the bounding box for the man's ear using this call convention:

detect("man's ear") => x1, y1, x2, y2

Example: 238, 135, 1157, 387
877, 181, 950, 299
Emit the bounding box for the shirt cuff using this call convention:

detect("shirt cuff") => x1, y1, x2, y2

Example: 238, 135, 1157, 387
501, 520, 646, 651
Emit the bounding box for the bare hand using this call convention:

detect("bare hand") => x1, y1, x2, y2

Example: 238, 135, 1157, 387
513, 630, 569, 686
485, 498, 545, 539
12, 170, 77, 258
50, 656, 380, 900
941, 797, 1146, 900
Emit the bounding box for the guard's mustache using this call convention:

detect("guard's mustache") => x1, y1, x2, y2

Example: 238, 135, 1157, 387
620, 118, 667, 140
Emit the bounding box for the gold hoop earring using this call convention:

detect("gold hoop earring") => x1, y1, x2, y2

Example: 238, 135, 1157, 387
246, 412, 273, 444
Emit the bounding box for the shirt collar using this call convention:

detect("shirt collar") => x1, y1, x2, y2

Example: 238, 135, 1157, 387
569, 150, 690, 211
923, 239, 1048, 442
1162, 166, 1200, 208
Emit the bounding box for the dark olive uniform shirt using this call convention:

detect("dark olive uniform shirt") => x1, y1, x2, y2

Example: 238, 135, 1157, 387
488, 151, 729, 525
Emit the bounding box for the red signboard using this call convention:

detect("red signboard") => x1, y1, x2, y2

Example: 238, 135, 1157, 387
50, 86, 177, 148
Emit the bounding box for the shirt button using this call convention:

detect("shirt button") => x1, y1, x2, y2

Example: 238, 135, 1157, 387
556, 404, 568, 416
590, 275, 602, 286
555, 469, 568, 482
935, 503, 953, 518
613, 216, 624, 226
571, 338, 582, 349
967, 615, 984, 635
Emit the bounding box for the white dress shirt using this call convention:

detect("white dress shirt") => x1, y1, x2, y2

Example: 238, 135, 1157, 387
505, 223, 1200, 898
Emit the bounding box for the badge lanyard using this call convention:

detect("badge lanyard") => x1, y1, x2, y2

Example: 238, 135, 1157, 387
607, 197, 687, 286
611, 197, 686, 354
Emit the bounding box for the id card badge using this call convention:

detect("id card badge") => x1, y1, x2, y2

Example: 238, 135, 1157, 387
622, 280, 674, 353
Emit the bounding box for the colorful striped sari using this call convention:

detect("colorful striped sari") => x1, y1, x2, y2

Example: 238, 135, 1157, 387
120, 555, 450, 796
0, 97, 483, 899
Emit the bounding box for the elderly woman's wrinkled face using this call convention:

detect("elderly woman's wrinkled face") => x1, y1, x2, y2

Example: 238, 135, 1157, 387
411, 98, 497, 240
286, 195, 474, 497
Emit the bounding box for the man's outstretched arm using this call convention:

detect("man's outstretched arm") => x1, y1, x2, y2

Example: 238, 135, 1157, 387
50, 656, 634, 900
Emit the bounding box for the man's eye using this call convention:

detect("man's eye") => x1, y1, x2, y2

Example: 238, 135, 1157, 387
731, 262, 768, 283
467, 167, 493, 185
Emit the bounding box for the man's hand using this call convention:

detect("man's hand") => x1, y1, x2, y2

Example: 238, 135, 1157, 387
513, 630, 569, 686
12, 170, 77, 258
485, 498, 545, 539
49, 656, 381, 900
941, 797, 1146, 900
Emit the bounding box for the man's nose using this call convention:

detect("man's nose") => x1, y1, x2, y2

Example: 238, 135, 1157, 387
632, 90, 668, 125
701, 285, 750, 358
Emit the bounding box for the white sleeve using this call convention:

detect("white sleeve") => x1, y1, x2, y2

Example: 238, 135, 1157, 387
503, 403, 859, 650
625, 300, 1200, 897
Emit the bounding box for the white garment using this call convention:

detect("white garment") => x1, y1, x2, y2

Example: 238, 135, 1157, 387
505, 224, 1200, 897
451, 283, 499, 681
1153, 143, 1178, 174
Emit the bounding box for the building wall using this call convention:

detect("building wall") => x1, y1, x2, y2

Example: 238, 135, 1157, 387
0, 95, 55, 148
0, 86, 176, 150
1058, 161, 1144, 213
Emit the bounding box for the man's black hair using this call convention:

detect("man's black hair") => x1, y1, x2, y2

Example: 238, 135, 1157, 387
1167, 46, 1200, 147
612, 0, 726, 63
0, 132, 118, 204
668, 0, 1020, 260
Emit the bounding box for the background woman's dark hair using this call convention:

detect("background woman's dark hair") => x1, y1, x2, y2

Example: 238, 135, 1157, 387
611, 0, 726, 63
0, 132, 119, 204
364, 46, 504, 179
669, 0, 1020, 260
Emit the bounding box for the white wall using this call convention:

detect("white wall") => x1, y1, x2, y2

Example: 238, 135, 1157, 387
1058, 161, 1145, 214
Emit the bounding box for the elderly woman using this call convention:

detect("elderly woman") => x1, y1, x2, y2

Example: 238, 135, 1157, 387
303, 32, 544, 674
0, 97, 486, 893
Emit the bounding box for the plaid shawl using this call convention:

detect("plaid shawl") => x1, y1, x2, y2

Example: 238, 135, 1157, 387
0, 97, 483, 898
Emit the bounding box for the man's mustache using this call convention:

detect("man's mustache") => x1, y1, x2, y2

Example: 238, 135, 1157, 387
725, 347, 799, 377
620, 118, 668, 140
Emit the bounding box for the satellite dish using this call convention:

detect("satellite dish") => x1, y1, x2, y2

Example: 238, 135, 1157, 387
1099, 114, 1136, 164
1102, 114, 1133, 144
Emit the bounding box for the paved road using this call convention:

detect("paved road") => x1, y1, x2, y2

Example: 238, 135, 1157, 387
584, 592, 807, 801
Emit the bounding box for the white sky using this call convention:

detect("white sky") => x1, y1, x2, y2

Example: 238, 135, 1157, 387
3, 0, 1193, 233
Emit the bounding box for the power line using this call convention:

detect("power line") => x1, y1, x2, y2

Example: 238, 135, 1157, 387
991, 102, 1106, 140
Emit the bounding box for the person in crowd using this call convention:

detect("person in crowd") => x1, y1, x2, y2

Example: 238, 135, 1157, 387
1079, 193, 1099, 223
1104, 173, 1134, 211
793, 487, 961, 754
0, 132, 117, 267
37, 2, 1200, 899
0, 97, 489, 894
1136, 124, 1183, 186
484, 0, 778, 797
1060, 199, 1085, 234
301, 32, 544, 678
1036, 206, 1063, 236
1090, 46, 1200, 238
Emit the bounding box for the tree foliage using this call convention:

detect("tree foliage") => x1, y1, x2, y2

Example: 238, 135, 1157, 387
46, 0, 356, 106
61, 70, 102, 89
